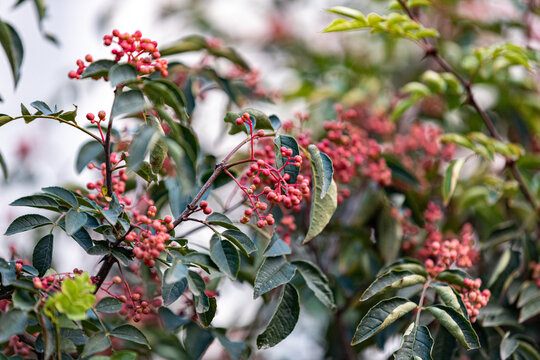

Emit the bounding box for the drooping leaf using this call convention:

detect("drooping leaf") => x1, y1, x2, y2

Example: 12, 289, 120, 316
109, 63, 138, 87
376, 205, 403, 265
110, 324, 150, 348
500, 333, 519, 360
360, 270, 426, 301
263, 232, 291, 257
254, 256, 296, 298
5, 214, 51, 235
10, 194, 60, 211
81, 59, 116, 79
0, 310, 28, 342
0, 151, 7, 180
158, 307, 189, 332
128, 126, 158, 171
0, 20, 24, 87
82, 332, 111, 356
42, 186, 79, 208
425, 304, 480, 349
206, 212, 239, 230
393, 323, 433, 360
65, 209, 87, 235
256, 283, 300, 349
293, 260, 335, 310
274, 134, 300, 183
303, 169, 338, 244
32, 234, 53, 276
351, 297, 417, 345
76, 141, 104, 173
95, 297, 123, 313
442, 158, 466, 206
110, 89, 145, 119
431, 283, 468, 318
222, 229, 257, 255
198, 296, 217, 327
161, 275, 188, 306
209, 235, 240, 279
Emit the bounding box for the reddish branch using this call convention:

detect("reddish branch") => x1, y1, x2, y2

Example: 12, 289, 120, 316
397, 0, 538, 213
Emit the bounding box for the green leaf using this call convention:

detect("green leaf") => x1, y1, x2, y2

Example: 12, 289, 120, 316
158, 307, 189, 332
519, 297, 540, 323
351, 297, 417, 345
487, 248, 521, 296
0, 151, 7, 180
442, 158, 466, 206
361, 270, 426, 301
42, 186, 79, 207
501, 333, 519, 359
222, 229, 257, 255
12, 288, 37, 310
58, 105, 78, 122
376, 205, 403, 265
161, 276, 187, 306
206, 212, 238, 230
431, 283, 468, 318
274, 135, 300, 184
209, 235, 240, 279
425, 304, 480, 349
164, 260, 188, 284
110, 324, 150, 348
328, 6, 367, 21
214, 331, 247, 360
256, 283, 300, 349
81, 59, 116, 79
308, 145, 334, 199
198, 296, 217, 327
71, 227, 94, 251
110, 89, 145, 119
435, 269, 470, 287
76, 141, 104, 173
254, 257, 296, 298
292, 260, 335, 310
150, 138, 167, 173
393, 323, 433, 360
323, 18, 367, 32
65, 209, 87, 235
83, 332, 111, 356
5, 214, 51, 235
0, 20, 23, 87
0, 310, 27, 342
95, 297, 123, 313
32, 234, 53, 276
0, 115, 14, 127
263, 232, 291, 257
303, 152, 338, 245
111, 350, 138, 360
109, 63, 138, 87
31, 100, 53, 115
10, 194, 60, 211
431, 326, 456, 360
128, 126, 158, 171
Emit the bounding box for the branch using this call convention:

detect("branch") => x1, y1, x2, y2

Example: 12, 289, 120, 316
398, 0, 538, 213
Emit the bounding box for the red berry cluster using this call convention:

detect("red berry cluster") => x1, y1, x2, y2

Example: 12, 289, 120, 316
529, 261, 540, 287
390, 123, 455, 188
85, 153, 131, 206
232, 113, 310, 228
126, 205, 173, 268
316, 109, 391, 201
6, 335, 31, 357
69, 30, 168, 79
421, 221, 477, 277
461, 278, 491, 322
